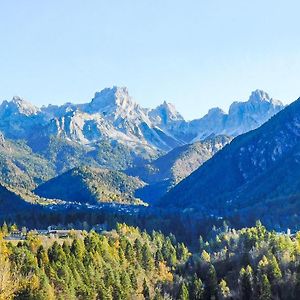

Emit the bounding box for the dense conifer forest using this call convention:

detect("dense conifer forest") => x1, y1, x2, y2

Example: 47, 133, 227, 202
1, 221, 300, 299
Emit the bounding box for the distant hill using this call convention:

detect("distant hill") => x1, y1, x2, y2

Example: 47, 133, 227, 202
127, 135, 232, 202
159, 97, 300, 227
34, 166, 146, 205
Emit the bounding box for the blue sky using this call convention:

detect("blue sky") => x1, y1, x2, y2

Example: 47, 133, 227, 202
0, 0, 299, 119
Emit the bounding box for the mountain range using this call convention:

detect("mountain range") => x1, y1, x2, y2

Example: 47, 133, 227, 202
0, 88, 283, 150
0, 87, 283, 171
160, 96, 300, 228
0, 87, 287, 211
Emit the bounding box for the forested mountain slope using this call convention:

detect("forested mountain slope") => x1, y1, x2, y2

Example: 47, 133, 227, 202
34, 166, 146, 205
128, 135, 232, 202
160, 97, 300, 226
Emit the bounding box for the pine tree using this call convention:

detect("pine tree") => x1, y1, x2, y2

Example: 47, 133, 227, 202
130, 271, 138, 290
269, 254, 282, 297
104, 266, 115, 288
48, 241, 66, 263
269, 255, 282, 281
37, 245, 49, 267
1, 222, 8, 236
35, 274, 56, 300
199, 235, 204, 252
70, 238, 85, 261
218, 279, 230, 299
134, 238, 143, 263
178, 282, 189, 300
118, 247, 125, 265
190, 274, 204, 300
62, 241, 71, 256
120, 270, 131, 298
239, 265, 253, 300
205, 264, 218, 299
155, 247, 163, 262
142, 279, 150, 300
176, 243, 189, 261
125, 242, 135, 263
142, 243, 154, 271
201, 250, 211, 264
153, 288, 163, 300
258, 274, 271, 300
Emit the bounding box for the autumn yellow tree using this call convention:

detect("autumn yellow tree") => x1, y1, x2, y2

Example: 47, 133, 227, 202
0, 238, 18, 300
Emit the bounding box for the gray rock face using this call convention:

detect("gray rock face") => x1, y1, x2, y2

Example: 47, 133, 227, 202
224, 90, 284, 137
149, 89, 284, 144
0, 96, 46, 139
39, 86, 183, 153
0, 87, 284, 161
188, 90, 284, 141
149, 101, 184, 127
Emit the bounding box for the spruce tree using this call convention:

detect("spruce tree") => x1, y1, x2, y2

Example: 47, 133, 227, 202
178, 282, 189, 300
269, 255, 282, 281
134, 238, 143, 263
239, 265, 253, 300
130, 271, 138, 290
1, 222, 8, 236
258, 274, 271, 300
142, 243, 154, 271
190, 274, 204, 300
205, 264, 218, 299
125, 242, 135, 263
153, 289, 163, 300
218, 279, 230, 299
70, 238, 85, 261
142, 279, 150, 300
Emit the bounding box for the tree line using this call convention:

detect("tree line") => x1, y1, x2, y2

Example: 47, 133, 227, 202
2, 221, 300, 299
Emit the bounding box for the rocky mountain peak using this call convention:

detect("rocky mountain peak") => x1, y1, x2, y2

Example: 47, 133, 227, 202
0, 96, 40, 117
0, 87, 287, 157
149, 101, 184, 127
88, 86, 136, 114
206, 107, 226, 116
247, 89, 284, 107
228, 90, 284, 116
0, 96, 40, 116
248, 89, 271, 103
162, 101, 183, 119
